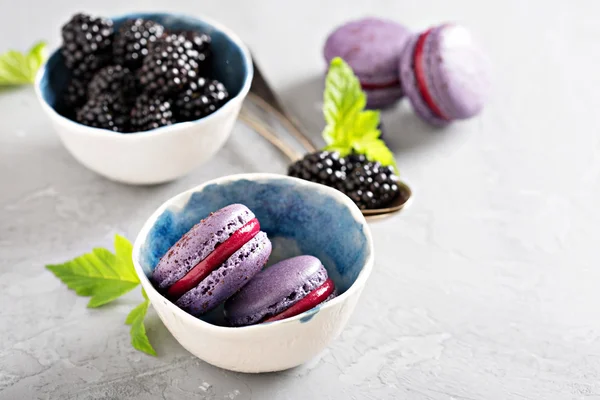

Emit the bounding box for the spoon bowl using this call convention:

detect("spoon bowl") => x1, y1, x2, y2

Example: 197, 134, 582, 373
243, 60, 413, 220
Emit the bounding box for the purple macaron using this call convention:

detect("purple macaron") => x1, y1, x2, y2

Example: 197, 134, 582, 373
152, 204, 272, 317
224, 255, 336, 327
399, 23, 491, 126
323, 17, 412, 109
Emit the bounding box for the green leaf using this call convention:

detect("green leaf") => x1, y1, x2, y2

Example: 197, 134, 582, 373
348, 110, 380, 141
322, 57, 366, 146
0, 41, 47, 86
126, 297, 149, 326
114, 234, 138, 282
126, 291, 156, 356
321, 57, 400, 174
324, 143, 352, 157
86, 281, 140, 308
46, 235, 140, 308
354, 138, 399, 172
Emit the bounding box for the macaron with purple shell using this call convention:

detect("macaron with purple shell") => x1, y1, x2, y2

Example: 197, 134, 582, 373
399, 23, 491, 126
323, 17, 411, 109
152, 204, 272, 316
224, 255, 336, 327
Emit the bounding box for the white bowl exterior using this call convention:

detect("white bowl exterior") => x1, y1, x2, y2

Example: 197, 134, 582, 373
35, 13, 253, 185
41, 98, 242, 185
142, 275, 364, 372
133, 173, 374, 372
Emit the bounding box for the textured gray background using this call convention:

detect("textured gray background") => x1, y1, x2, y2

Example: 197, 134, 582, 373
2, 0, 600, 399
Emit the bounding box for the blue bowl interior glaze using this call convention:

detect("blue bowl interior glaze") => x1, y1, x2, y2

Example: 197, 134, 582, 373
40, 13, 249, 116
139, 179, 369, 325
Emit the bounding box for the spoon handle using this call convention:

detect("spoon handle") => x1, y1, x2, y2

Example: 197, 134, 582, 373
249, 59, 318, 153
239, 109, 302, 162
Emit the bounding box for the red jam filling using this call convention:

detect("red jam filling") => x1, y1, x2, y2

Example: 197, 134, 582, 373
263, 278, 335, 323
167, 218, 260, 299
360, 79, 401, 90
413, 29, 449, 120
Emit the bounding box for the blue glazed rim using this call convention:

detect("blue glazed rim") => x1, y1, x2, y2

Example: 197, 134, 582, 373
34, 12, 253, 137
132, 173, 375, 332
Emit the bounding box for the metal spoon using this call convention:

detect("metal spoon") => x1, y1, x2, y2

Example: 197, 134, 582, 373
240, 58, 412, 220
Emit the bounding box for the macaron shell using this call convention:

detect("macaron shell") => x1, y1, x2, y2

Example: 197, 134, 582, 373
224, 255, 328, 326
175, 231, 272, 316
324, 18, 411, 79
364, 85, 404, 109
399, 35, 449, 126
152, 204, 254, 290
428, 24, 491, 120
422, 25, 454, 120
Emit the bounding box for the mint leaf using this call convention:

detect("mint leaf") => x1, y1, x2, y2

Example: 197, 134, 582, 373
126, 289, 156, 356
0, 41, 47, 86
348, 111, 380, 141
113, 234, 138, 282
324, 143, 353, 156
354, 138, 399, 173
323, 57, 366, 148
48, 235, 156, 356
46, 234, 140, 308
86, 281, 140, 308
322, 57, 399, 170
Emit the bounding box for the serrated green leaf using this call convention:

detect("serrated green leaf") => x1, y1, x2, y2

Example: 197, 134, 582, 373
126, 297, 149, 325
46, 235, 140, 307
87, 281, 140, 308
131, 321, 156, 356
0, 41, 47, 86
114, 234, 138, 282
348, 110, 380, 141
324, 143, 352, 157
321, 57, 400, 175
322, 57, 366, 146
354, 138, 399, 172
126, 293, 156, 356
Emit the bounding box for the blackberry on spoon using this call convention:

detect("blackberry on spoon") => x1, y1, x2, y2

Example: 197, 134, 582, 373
288, 151, 400, 210
287, 57, 401, 210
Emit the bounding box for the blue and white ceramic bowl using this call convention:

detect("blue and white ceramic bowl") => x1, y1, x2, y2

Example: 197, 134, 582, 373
35, 13, 253, 185
133, 174, 374, 372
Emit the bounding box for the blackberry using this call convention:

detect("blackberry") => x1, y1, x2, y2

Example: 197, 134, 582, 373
177, 30, 212, 72
61, 13, 114, 73
60, 77, 89, 113
288, 151, 400, 210
137, 34, 200, 96
130, 94, 174, 131
76, 93, 129, 132
174, 78, 229, 121
88, 65, 136, 104
113, 18, 165, 70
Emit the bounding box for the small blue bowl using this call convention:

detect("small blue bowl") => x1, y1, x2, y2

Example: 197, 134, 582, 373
132, 174, 375, 372
34, 13, 253, 184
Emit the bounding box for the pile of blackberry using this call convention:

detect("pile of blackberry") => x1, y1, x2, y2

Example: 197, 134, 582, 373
288, 151, 401, 210
58, 13, 230, 132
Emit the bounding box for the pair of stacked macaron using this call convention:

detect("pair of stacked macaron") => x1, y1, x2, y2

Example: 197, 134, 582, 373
324, 18, 491, 126
151, 204, 335, 326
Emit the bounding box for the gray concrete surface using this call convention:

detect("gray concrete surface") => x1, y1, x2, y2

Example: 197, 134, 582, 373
2, 0, 600, 399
